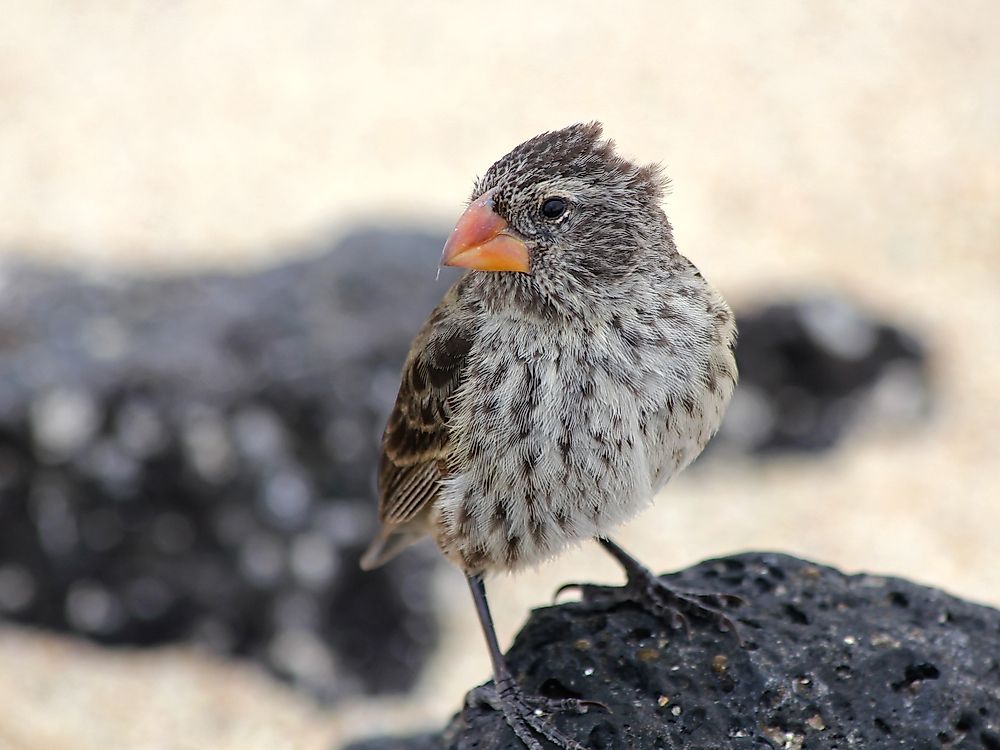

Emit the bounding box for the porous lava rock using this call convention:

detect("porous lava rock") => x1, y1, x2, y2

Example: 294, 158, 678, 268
347, 553, 1000, 749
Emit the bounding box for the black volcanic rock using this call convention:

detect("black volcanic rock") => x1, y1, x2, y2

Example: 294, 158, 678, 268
0, 228, 461, 700
346, 553, 1000, 750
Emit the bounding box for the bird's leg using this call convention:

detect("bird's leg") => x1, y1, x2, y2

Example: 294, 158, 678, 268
557, 538, 743, 640
465, 574, 597, 750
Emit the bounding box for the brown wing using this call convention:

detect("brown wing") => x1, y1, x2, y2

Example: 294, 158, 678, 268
377, 296, 473, 528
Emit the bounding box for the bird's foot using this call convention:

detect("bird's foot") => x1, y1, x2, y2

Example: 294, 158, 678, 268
467, 677, 600, 750
557, 568, 744, 642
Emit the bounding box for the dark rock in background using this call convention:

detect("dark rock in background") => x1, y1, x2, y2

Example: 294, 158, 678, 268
347, 553, 1000, 750
0, 228, 461, 700
717, 296, 931, 454
0, 225, 932, 703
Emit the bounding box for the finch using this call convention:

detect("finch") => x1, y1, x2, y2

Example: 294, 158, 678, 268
362, 123, 738, 749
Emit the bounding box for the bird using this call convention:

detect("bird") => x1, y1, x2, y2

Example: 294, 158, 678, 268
361, 122, 739, 750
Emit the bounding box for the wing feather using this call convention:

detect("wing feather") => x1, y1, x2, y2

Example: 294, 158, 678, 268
377, 293, 473, 528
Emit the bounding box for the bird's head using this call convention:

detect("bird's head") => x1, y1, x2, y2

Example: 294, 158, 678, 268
441, 122, 673, 310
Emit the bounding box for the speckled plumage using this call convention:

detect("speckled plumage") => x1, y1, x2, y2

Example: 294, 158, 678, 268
364, 123, 737, 575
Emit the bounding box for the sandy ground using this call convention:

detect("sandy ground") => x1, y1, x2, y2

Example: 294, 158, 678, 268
1, 1, 999, 748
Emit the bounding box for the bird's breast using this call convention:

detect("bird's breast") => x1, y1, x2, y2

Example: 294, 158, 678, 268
431, 298, 734, 574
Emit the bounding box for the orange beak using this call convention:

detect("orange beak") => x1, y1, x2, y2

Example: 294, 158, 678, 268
440, 190, 530, 273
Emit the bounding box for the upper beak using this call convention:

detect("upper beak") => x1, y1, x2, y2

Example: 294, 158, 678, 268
440, 189, 530, 273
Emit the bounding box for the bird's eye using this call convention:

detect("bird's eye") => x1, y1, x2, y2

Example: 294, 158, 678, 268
540, 197, 567, 220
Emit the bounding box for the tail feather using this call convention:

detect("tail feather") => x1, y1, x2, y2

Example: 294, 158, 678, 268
359, 527, 425, 570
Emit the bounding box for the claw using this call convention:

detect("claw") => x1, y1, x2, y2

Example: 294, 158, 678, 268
715, 612, 745, 645
553, 581, 622, 605
553, 581, 585, 602
535, 696, 610, 715
470, 681, 592, 750
580, 698, 611, 714
669, 609, 692, 637
556, 568, 745, 645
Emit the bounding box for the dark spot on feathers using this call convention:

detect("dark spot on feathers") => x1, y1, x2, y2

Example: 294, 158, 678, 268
457, 502, 474, 534
681, 395, 697, 416
524, 361, 542, 394
522, 288, 561, 322
504, 534, 521, 563
510, 363, 541, 438
419, 400, 437, 425
463, 548, 487, 572
491, 501, 510, 533
659, 304, 681, 321
530, 515, 547, 546
555, 508, 572, 531
481, 394, 500, 415
522, 452, 540, 473
488, 364, 508, 390
425, 331, 470, 388
557, 434, 572, 463
704, 366, 718, 393
440, 329, 473, 360
714, 358, 735, 384
523, 489, 538, 516
675, 285, 696, 299
428, 306, 447, 326
425, 362, 452, 389
651, 332, 676, 355
468, 437, 487, 461
410, 365, 427, 392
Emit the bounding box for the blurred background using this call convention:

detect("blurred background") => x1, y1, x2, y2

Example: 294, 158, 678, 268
1, 2, 998, 749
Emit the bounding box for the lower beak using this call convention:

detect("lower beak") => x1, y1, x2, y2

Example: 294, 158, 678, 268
440, 190, 530, 273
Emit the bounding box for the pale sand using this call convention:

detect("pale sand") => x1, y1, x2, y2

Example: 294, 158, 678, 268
0, 2, 998, 747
